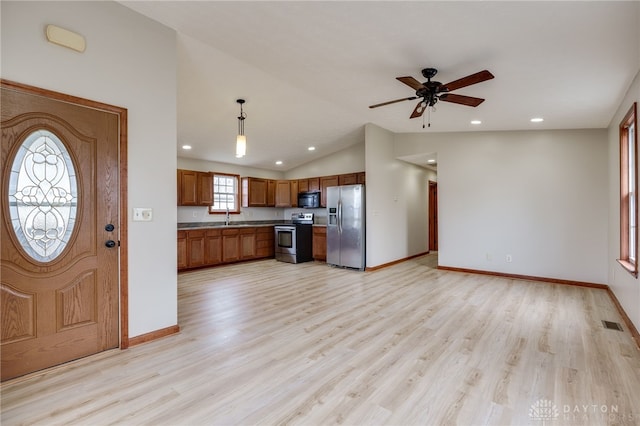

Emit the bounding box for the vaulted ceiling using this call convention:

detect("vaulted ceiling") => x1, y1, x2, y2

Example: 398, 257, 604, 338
120, 1, 640, 171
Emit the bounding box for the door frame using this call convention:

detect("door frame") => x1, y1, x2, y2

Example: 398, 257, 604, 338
2, 79, 130, 349
428, 180, 438, 252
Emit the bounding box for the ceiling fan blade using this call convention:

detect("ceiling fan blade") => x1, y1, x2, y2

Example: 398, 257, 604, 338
396, 76, 425, 91
410, 101, 426, 118
440, 70, 494, 92
439, 93, 485, 107
369, 96, 418, 109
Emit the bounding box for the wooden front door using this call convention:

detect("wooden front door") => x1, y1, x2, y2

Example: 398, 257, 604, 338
1, 83, 120, 381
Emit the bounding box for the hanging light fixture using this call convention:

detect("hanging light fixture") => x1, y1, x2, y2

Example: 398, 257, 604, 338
236, 99, 247, 158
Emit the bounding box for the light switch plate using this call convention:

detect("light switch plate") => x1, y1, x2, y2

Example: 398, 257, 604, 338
133, 208, 153, 222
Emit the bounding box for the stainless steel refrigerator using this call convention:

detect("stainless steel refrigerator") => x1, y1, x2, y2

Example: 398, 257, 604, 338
326, 184, 365, 270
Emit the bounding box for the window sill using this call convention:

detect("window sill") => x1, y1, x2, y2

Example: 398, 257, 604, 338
617, 259, 638, 278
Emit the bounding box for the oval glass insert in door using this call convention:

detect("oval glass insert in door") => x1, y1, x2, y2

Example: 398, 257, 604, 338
7, 129, 78, 262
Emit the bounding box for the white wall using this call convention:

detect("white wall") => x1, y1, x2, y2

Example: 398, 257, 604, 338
365, 124, 430, 267
394, 129, 608, 284
285, 142, 365, 180
1, 1, 178, 338
608, 69, 640, 333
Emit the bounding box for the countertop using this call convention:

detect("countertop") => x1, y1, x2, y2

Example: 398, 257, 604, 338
178, 220, 327, 230
178, 221, 281, 230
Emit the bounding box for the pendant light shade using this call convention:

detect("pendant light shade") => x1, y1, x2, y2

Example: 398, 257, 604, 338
236, 99, 247, 158
236, 134, 246, 157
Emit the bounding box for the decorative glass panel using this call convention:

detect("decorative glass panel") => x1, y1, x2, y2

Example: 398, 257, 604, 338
8, 130, 78, 262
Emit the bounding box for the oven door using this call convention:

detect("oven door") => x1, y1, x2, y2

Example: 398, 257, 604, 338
275, 226, 297, 262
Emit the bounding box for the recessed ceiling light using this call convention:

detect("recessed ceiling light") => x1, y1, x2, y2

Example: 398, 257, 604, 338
427, 159, 436, 164
470, 120, 482, 125
182, 145, 192, 150
275, 160, 283, 165
530, 117, 544, 123
308, 146, 316, 151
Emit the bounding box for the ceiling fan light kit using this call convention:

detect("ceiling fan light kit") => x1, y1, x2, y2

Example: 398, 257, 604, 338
370, 67, 494, 128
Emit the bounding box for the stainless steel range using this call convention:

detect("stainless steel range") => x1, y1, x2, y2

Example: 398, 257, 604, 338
274, 213, 314, 264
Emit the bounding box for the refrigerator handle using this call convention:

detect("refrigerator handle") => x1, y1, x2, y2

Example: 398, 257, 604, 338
337, 199, 342, 233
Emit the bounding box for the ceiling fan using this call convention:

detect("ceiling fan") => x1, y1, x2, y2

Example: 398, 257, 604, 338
369, 68, 494, 127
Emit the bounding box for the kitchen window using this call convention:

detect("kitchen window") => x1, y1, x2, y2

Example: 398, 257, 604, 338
210, 173, 240, 214
618, 102, 638, 277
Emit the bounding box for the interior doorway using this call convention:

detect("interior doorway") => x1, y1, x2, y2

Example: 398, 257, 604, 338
428, 180, 438, 252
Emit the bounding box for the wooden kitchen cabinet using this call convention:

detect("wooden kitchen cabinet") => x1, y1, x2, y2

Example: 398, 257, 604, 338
312, 226, 327, 261
256, 226, 274, 257
240, 228, 256, 259
339, 173, 358, 185
205, 229, 222, 265
357, 172, 366, 185
177, 230, 187, 269
179, 226, 275, 271
320, 175, 339, 207
308, 177, 320, 192
177, 169, 213, 206
184, 229, 206, 268
290, 180, 299, 207
222, 228, 240, 263
275, 180, 292, 207
298, 179, 309, 193
267, 179, 276, 207
242, 177, 276, 207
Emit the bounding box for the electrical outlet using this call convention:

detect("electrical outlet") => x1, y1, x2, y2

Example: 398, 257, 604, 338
506, 254, 512, 263
486, 253, 492, 261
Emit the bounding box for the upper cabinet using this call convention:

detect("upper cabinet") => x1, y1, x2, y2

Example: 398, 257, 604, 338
320, 175, 339, 207
242, 177, 276, 207
275, 180, 292, 208
179, 170, 364, 209
178, 169, 213, 206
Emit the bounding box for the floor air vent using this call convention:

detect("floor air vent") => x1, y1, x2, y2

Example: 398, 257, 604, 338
602, 320, 623, 331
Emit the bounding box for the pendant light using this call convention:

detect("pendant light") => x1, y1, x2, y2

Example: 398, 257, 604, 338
236, 99, 247, 158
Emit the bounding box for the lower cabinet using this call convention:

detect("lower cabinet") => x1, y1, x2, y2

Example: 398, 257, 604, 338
178, 230, 188, 269
256, 227, 274, 257
178, 226, 274, 271
240, 228, 256, 259
312, 225, 327, 261
222, 228, 240, 263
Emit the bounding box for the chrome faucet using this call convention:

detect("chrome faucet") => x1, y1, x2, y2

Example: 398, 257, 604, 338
225, 207, 230, 226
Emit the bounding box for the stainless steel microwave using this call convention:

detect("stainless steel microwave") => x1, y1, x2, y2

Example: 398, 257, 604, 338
297, 191, 320, 208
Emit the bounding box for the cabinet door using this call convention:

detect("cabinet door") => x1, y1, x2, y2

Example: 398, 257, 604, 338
256, 226, 274, 258
222, 229, 240, 263
290, 180, 299, 207
320, 175, 339, 207
178, 231, 187, 270
267, 180, 276, 207
339, 173, 358, 186
178, 169, 198, 206
357, 172, 366, 185
198, 172, 213, 206
187, 230, 206, 267
308, 177, 320, 192
242, 177, 268, 207
298, 179, 309, 193
312, 226, 327, 261
205, 229, 222, 265
275, 180, 291, 207
240, 229, 257, 259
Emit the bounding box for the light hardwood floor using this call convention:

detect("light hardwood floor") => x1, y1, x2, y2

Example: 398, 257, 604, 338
2, 254, 640, 425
